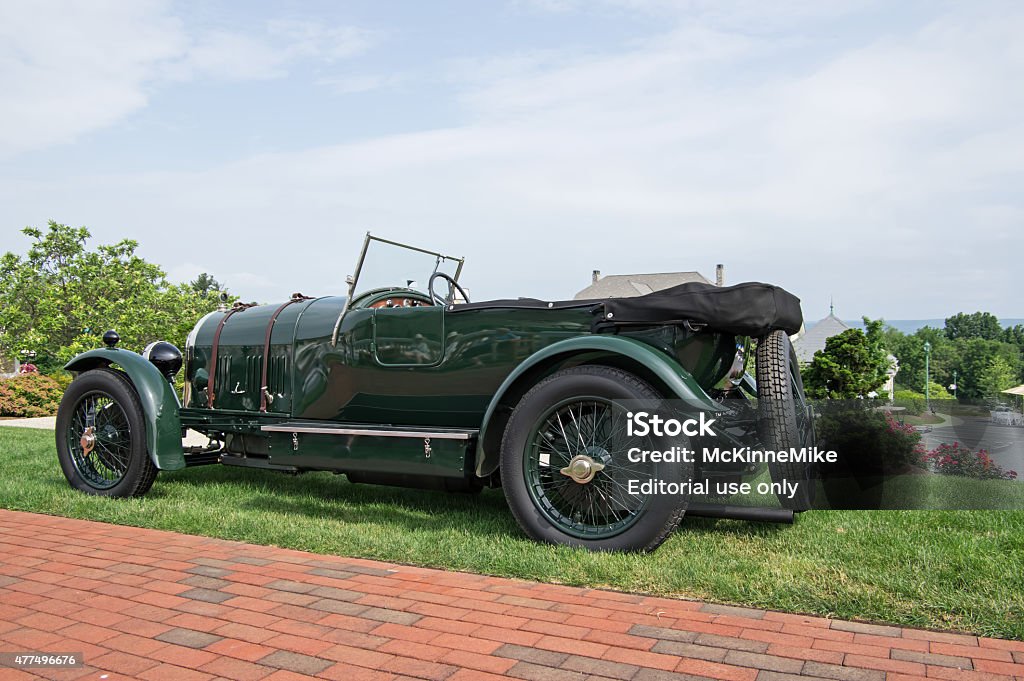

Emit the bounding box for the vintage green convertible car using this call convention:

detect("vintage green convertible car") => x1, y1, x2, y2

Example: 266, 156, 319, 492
56, 234, 811, 551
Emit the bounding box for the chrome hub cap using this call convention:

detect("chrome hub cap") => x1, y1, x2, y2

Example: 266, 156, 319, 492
80, 426, 96, 457
560, 454, 605, 484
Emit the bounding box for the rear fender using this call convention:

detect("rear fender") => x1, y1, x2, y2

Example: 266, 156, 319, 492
64, 349, 185, 471
474, 335, 723, 478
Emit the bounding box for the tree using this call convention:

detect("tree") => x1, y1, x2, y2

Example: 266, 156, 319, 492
885, 314, 1022, 401
978, 356, 1017, 398
955, 338, 1021, 400
803, 321, 890, 399
1001, 324, 1024, 346
190, 272, 225, 298
0, 221, 230, 373
945, 312, 1002, 341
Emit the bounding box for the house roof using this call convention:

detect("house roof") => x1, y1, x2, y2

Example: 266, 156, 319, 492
792, 313, 850, 363
573, 272, 712, 300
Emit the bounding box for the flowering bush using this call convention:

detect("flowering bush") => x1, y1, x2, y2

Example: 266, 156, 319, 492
17, 363, 39, 374
816, 404, 925, 478
0, 373, 63, 417
924, 442, 1018, 480
884, 411, 927, 462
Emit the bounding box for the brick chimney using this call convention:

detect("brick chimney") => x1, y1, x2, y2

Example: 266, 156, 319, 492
715, 264, 724, 287
592, 270, 601, 284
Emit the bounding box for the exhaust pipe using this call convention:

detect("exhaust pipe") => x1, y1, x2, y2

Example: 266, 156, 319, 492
686, 503, 794, 524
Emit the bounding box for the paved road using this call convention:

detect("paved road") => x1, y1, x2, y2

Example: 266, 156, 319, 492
920, 416, 1024, 475
2, 509, 1022, 681
0, 417, 209, 447
0, 416, 57, 430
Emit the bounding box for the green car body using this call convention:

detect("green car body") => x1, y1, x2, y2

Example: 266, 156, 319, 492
58, 234, 810, 551
69, 295, 737, 477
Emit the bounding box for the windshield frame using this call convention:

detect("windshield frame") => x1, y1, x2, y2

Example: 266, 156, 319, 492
331, 232, 465, 345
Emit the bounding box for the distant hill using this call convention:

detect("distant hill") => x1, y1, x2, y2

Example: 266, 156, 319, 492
806, 319, 1024, 334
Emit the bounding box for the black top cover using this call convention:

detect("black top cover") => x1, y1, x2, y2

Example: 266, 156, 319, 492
600, 281, 803, 336
452, 281, 803, 337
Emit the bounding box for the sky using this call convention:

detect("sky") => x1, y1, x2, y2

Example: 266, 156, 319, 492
1, 0, 1021, 321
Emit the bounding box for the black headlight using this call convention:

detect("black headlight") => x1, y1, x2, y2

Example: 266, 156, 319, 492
142, 341, 183, 380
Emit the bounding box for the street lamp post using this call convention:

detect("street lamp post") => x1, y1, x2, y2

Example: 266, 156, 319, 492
924, 341, 932, 412
950, 369, 957, 401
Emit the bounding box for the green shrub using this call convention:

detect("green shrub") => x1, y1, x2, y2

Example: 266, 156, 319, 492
46, 371, 73, 391
0, 373, 63, 417
893, 389, 926, 415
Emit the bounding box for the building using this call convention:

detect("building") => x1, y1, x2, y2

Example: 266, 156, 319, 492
791, 307, 850, 364
574, 265, 724, 300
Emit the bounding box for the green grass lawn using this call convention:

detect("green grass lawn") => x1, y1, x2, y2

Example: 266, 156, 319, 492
2, 427, 1022, 640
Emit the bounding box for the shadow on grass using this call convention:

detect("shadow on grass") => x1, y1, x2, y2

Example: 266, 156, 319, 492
158, 462, 789, 542
159, 464, 521, 537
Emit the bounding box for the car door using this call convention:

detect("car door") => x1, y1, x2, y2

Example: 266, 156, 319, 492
372, 306, 445, 366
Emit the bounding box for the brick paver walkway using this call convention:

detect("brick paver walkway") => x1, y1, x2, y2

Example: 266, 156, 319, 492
0, 510, 1021, 681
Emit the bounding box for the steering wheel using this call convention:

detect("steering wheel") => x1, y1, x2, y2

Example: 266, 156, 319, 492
429, 272, 470, 306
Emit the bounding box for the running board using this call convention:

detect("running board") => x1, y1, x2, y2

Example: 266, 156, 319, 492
220, 456, 299, 473
686, 503, 794, 524
260, 423, 478, 441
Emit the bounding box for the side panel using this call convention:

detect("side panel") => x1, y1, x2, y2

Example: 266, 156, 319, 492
292, 305, 734, 430
373, 306, 445, 366
292, 306, 594, 426
64, 349, 185, 471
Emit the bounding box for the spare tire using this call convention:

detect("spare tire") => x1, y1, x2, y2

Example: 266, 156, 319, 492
756, 330, 816, 510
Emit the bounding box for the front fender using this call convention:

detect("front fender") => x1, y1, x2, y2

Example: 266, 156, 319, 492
475, 335, 724, 478
64, 349, 185, 471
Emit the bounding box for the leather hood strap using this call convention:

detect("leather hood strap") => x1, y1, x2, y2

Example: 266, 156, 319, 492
206, 302, 254, 409
259, 293, 312, 412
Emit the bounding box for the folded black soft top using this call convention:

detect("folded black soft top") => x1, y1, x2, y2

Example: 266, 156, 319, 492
451, 281, 803, 337
599, 281, 803, 336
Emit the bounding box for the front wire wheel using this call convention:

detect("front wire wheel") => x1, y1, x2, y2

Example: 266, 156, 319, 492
501, 365, 689, 552
55, 368, 158, 497
67, 391, 132, 489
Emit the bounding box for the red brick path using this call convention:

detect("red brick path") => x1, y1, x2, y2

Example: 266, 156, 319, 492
0, 510, 1021, 681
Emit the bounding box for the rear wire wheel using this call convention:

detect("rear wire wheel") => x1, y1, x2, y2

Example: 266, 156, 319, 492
756, 330, 815, 510
500, 365, 689, 552
55, 368, 158, 497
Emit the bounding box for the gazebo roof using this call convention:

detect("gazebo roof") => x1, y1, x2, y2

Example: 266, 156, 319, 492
792, 313, 851, 363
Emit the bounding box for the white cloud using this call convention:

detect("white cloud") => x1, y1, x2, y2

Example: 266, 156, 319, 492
181, 30, 289, 80
0, 0, 186, 154
0, 3, 380, 155
177, 20, 382, 82
315, 73, 401, 95
2, 2, 1021, 318
267, 19, 380, 61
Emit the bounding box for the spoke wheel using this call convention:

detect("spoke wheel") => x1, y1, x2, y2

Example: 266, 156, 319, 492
501, 365, 689, 552
67, 391, 132, 489
525, 398, 650, 539
56, 368, 158, 498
